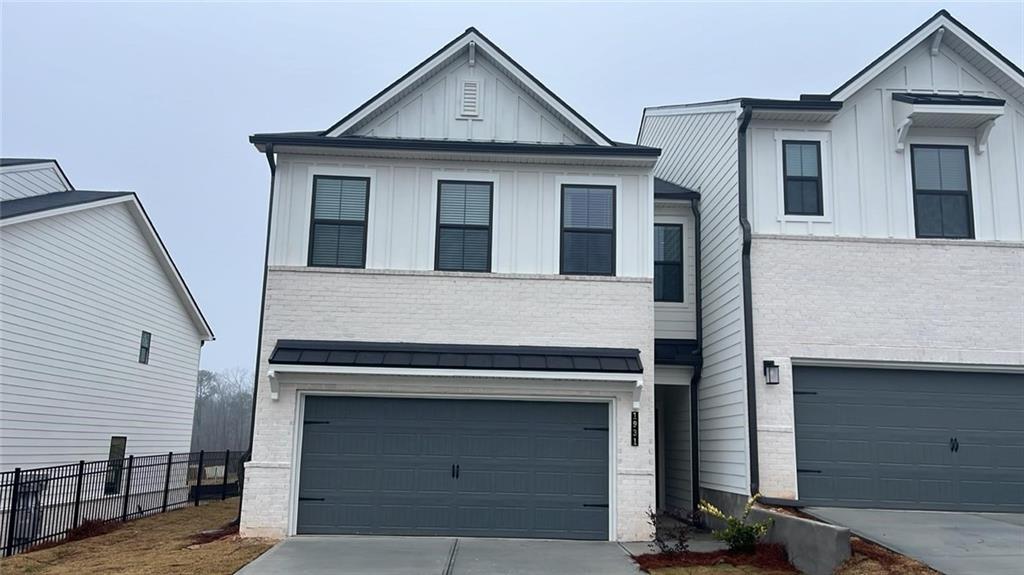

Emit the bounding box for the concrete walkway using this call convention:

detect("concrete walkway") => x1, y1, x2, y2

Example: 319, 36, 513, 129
236, 536, 642, 575
806, 507, 1024, 575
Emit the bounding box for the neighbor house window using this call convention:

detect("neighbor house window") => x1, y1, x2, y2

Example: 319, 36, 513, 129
654, 224, 683, 302
782, 140, 823, 216
435, 181, 492, 272
308, 175, 369, 267
561, 185, 615, 276
138, 331, 151, 364
103, 436, 127, 495
911, 145, 974, 239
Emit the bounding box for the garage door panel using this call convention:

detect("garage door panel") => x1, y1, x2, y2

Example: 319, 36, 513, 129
794, 367, 1024, 512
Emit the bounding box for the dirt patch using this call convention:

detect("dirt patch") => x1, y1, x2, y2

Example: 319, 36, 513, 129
835, 536, 940, 575
0, 499, 274, 575
636, 544, 798, 574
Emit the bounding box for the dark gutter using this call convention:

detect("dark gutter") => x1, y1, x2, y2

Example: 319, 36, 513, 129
250, 134, 660, 158
237, 145, 277, 524
737, 104, 760, 496
688, 195, 703, 513
738, 98, 843, 111
891, 92, 1006, 106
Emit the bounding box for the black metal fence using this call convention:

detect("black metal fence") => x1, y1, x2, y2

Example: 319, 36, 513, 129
0, 449, 245, 557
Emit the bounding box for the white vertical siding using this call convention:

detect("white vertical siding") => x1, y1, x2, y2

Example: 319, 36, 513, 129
640, 107, 750, 495
0, 203, 202, 470
654, 366, 694, 513
654, 200, 697, 339
0, 164, 69, 200
269, 154, 654, 278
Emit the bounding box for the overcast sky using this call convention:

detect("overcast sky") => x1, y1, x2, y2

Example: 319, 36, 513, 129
2, 2, 1021, 372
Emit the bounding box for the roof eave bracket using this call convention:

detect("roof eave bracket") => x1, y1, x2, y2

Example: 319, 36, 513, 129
268, 369, 279, 401
895, 116, 914, 152
976, 119, 995, 154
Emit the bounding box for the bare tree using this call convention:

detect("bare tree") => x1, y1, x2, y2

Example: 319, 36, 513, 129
190, 368, 253, 452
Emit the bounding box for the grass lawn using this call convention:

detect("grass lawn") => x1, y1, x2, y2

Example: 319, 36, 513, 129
0, 498, 275, 575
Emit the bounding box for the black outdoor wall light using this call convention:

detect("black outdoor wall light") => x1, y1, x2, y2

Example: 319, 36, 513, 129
763, 360, 780, 384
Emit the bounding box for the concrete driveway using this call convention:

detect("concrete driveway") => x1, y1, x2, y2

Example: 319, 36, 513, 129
235, 536, 642, 575
806, 507, 1024, 575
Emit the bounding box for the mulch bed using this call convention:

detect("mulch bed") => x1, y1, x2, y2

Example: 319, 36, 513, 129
25, 519, 122, 553
634, 544, 798, 573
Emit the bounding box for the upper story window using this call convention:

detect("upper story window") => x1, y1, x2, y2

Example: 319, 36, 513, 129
309, 176, 370, 268
911, 145, 974, 239
138, 331, 151, 364
654, 224, 683, 302
436, 180, 492, 272
561, 185, 615, 276
782, 141, 823, 216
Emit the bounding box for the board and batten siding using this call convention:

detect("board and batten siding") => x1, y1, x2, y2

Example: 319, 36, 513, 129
0, 163, 69, 201
654, 365, 693, 513
640, 106, 750, 496
269, 154, 654, 277
748, 41, 1024, 241
0, 202, 202, 470
654, 200, 697, 339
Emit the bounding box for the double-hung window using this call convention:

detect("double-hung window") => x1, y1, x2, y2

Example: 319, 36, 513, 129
308, 176, 369, 267
138, 331, 151, 364
782, 141, 823, 216
560, 185, 615, 276
435, 180, 493, 272
911, 145, 974, 239
654, 224, 683, 302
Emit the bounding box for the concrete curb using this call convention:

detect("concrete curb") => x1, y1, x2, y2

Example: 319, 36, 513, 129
749, 508, 851, 575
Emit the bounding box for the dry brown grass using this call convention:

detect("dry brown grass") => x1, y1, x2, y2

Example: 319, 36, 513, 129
0, 498, 274, 575
835, 537, 940, 575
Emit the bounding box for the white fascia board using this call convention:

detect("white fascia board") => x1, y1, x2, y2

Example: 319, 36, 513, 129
644, 101, 743, 118
0, 194, 134, 227
267, 364, 644, 407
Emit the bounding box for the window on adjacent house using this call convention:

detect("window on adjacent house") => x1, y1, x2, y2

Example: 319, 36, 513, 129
308, 176, 370, 267
138, 331, 151, 364
103, 436, 127, 495
435, 181, 493, 272
782, 140, 823, 216
911, 145, 974, 239
561, 185, 615, 276
654, 224, 683, 302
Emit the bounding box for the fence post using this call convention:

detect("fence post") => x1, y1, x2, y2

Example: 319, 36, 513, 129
4, 468, 21, 557
194, 450, 204, 507
221, 450, 231, 500
161, 452, 173, 513
121, 455, 134, 522
71, 460, 85, 530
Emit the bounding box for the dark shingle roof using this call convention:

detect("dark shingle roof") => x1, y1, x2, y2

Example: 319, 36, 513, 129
654, 178, 700, 200
270, 340, 644, 374
892, 93, 1006, 106
0, 158, 57, 167
0, 191, 133, 220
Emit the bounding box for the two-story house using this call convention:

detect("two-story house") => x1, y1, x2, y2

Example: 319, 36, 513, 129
640, 10, 1024, 515
241, 28, 703, 542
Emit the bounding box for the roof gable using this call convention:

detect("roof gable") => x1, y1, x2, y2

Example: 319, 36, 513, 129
323, 28, 615, 146
0, 158, 73, 200
831, 11, 1024, 103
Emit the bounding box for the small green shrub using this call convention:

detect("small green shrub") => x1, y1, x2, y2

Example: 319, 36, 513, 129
697, 493, 772, 553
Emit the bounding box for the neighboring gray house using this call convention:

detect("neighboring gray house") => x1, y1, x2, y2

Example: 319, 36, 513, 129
0, 158, 214, 471
640, 10, 1024, 515
242, 27, 704, 542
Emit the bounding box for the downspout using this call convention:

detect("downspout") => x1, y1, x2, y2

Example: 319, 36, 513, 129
688, 196, 703, 513
737, 104, 760, 495
235, 144, 277, 524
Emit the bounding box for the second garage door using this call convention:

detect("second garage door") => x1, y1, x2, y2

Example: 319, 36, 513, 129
297, 396, 610, 539
794, 366, 1024, 512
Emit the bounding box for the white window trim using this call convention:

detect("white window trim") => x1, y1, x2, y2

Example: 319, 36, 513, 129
428, 171, 499, 272
902, 135, 980, 240
774, 130, 833, 223
553, 175, 624, 276
303, 166, 377, 268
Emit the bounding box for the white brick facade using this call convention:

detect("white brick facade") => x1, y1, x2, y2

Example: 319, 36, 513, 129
749, 235, 1024, 498
241, 266, 657, 541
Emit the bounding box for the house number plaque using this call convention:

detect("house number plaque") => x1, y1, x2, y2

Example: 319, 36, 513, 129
631, 411, 639, 446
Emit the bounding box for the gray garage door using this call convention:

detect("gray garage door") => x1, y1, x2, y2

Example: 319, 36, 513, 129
297, 396, 609, 539
794, 367, 1024, 511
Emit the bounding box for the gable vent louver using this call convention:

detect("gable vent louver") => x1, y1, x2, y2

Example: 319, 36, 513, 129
460, 80, 481, 118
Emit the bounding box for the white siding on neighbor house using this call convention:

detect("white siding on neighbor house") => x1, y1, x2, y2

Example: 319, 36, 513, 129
269, 154, 654, 277
654, 200, 697, 340
640, 106, 750, 496
0, 202, 202, 470
352, 51, 590, 144
0, 163, 69, 200
748, 41, 1024, 241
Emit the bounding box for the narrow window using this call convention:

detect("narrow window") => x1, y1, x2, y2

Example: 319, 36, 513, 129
435, 181, 493, 272
138, 331, 151, 364
782, 141, 823, 216
308, 176, 369, 267
654, 224, 683, 302
561, 185, 615, 276
911, 145, 974, 239
103, 436, 127, 495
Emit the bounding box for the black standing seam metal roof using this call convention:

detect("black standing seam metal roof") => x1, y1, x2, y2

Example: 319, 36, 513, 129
0, 191, 133, 220
270, 340, 643, 374
891, 93, 1006, 106
654, 339, 701, 367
